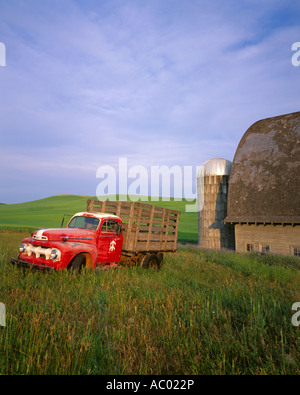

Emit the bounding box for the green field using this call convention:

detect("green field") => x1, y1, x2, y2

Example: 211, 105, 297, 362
0, 231, 299, 375
0, 194, 198, 243
0, 195, 299, 375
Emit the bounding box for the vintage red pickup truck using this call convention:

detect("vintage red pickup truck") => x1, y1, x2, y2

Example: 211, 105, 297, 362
11, 200, 180, 271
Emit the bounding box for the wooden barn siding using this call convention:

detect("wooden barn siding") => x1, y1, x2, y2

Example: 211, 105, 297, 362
235, 224, 300, 255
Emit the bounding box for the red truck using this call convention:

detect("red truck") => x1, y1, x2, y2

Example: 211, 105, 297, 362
11, 200, 180, 272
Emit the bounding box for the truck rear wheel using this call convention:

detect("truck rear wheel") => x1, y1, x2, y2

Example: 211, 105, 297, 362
70, 254, 86, 272
140, 253, 161, 269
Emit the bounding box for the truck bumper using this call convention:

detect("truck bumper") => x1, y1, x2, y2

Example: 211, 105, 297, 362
11, 257, 56, 272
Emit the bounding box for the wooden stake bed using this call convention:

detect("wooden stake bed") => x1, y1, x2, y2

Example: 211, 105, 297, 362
87, 200, 180, 255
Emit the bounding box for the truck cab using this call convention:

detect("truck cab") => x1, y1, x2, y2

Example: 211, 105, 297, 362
11, 212, 123, 271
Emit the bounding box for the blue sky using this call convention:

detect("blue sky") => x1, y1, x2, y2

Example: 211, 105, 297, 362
0, 0, 300, 203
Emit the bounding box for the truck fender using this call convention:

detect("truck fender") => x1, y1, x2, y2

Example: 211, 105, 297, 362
66, 243, 97, 269
68, 252, 94, 269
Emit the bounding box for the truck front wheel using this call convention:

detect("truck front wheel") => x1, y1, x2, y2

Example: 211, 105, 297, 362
70, 254, 86, 272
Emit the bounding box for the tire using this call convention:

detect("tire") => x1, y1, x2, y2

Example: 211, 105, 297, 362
70, 254, 86, 273
157, 253, 164, 266
140, 253, 161, 269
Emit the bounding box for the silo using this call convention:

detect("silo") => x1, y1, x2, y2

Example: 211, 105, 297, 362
197, 158, 235, 250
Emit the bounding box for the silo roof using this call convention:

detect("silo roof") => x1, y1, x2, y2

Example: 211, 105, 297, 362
198, 157, 232, 177
225, 111, 300, 224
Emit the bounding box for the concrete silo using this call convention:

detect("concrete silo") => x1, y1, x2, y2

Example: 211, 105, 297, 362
197, 158, 235, 250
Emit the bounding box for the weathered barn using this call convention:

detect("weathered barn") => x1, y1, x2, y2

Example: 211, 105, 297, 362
224, 111, 300, 256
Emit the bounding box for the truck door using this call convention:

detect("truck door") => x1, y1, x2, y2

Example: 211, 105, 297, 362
97, 219, 123, 263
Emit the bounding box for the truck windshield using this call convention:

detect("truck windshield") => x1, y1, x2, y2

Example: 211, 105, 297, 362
68, 216, 99, 230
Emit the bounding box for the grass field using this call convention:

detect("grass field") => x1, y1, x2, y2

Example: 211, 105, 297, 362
0, 230, 299, 375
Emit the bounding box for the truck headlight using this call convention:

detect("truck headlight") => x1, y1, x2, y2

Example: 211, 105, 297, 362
19, 243, 27, 253
50, 249, 59, 260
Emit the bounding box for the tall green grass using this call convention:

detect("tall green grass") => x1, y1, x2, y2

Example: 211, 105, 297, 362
0, 231, 299, 374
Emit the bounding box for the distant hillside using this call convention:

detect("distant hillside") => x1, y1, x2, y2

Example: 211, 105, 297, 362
0, 195, 198, 243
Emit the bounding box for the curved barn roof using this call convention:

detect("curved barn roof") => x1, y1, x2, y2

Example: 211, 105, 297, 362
225, 111, 300, 224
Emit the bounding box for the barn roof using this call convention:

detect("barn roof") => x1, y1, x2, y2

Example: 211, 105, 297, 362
225, 111, 300, 224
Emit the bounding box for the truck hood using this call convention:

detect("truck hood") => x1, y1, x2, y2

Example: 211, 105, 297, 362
32, 228, 96, 242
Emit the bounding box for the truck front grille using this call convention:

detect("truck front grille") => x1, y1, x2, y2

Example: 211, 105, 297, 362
21, 244, 61, 262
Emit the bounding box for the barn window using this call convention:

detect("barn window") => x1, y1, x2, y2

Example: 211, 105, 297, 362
261, 245, 270, 253
294, 247, 300, 257
246, 243, 254, 252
